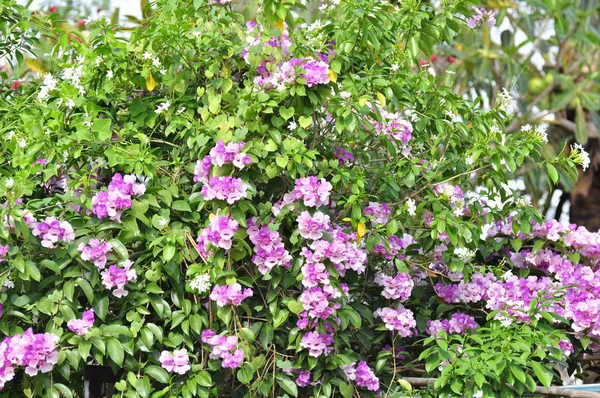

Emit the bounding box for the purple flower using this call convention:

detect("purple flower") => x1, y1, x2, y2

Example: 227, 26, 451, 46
247, 218, 292, 275
297, 211, 331, 240
0, 245, 8, 263
333, 147, 354, 165
91, 174, 145, 222
78, 239, 113, 269
343, 362, 380, 392
209, 140, 252, 169
467, 6, 497, 28
100, 259, 137, 297
300, 331, 334, 357
67, 310, 95, 336
364, 202, 391, 225
31, 216, 75, 248
197, 215, 239, 258
374, 272, 414, 301
210, 283, 253, 307
200, 176, 247, 204
374, 306, 416, 337
296, 370, 311, 387
201, 330, 245, 368
160, 349, 190, 374
32, 158, 47, 166
293, 177, 333, 207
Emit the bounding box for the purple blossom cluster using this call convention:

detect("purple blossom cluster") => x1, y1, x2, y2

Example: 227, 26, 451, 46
0, 245, 8, 263
433, 182, 465, 206
435, 272, 497, 304
210, 283, 253, 307
247, 218, 292, 275
197, 215, 239, 258
343, 361, 380, 392
364, 202, 391, 225
333, 147, 354, 165
78, 239, 113, 269
426, 313, 478, 336
374, 306, 416, 337
467, 6, 497, 28
241, 21, 292, 64
297, 211, 331, 240
300, 331, 334, 357
0, 329, 59, 389
101, 259, 138, 298
67, 310, 95, 336
373, 233, 414, 260
254, 57, 331, 89
194, 140, 251, 204
296, 370, 311, 387
91, 173, 146, 222
293, 177, 333, 207
31, 216, 75, 248
201, 330, 244, 368
200, 176, 247, 204
374, 272, 414, 301
159, 349, 190, 374
366, 105, 413, 149
300, 229, 368, 277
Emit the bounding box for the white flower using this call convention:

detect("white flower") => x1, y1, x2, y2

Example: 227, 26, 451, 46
189, 273, 211, 293
571, 143, 591, 171
339, 91, 351, 99
155, 101, 171, 114
160, 68, 167, 75
5, 178, 14, 189
406, 198, 416, 216
3, 279, 14, 289
496, 87, 516, 114
465, 154, 474, 165
533, 125, 548, 143
157, 218, 168, 228
66, 99, 76, 109
473, 390, 483, 398
521, 124, 532, 132
18, 138, 26, 148
152, 57, 161, 68
390, 63, 399, 71
177, 107, 186, 115
106, 70, 114, 79
454, 247, 475, 262
76, 55, 85, 64
6, 131, 15, 140
143, 51, 153, 60
288, 121, 297, 131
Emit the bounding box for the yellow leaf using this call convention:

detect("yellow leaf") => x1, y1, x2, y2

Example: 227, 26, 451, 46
342, 217, 352, 222
356, 222, 366, 244
328, 69, 337, 83
208, 213, 215, 220
25, 58, 45, 74
358, 97, 368, 107
398, 379, 412, 391
275, 19, 285, 32
377, 92, 386, 107
146, 74, 156, 92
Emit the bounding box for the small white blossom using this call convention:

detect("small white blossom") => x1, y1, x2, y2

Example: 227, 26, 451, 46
473, 390, 483, 398
516, 196, 531, 208
533, 125, 548, 143
465, 154, 474, 165
143, 51, 153, 60
571, 143, 591, 171
288, 121, 297, 131
18, 138, 26, 148
406, 198, 416, 216
157, 218, 168, 228
390, 63, 399, 71
160, 68, 167, 75
6, 131, 15, 140
189, 273, 211, 293
106, 70, 114, 79
521, 124, 532, 132
2, 279, 14, 289
155, 101, 171, 114
496, 87, 516, 114
454, 247, 476, 263
5, 178, 14, 189
177, 107, 186, 115
66, 99, 76, 109
152, 57, 161, 68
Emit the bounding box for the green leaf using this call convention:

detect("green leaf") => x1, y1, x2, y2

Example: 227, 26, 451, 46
277, 378, 298, 397
146, 365, 170, 384
163, 245, 176, 262
107, 338, 124, 366
287, 300, 304, 315
575, 104, 588, 145
531, 362, 552, 388
298, 116, 312, 128
197, 371, 213, 387
545, 163, 559, 185
279, 106, 295, 120
92, 119, 112, 140
236, 363, 254, 384
109, 239, 129, 259
173, 200, 192, 212
339, 382, 353, 398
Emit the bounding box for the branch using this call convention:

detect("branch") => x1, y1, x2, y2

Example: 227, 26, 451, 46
377, 377, 600, 398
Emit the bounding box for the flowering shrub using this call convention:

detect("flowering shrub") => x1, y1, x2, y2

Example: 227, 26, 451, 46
0, 0, 593, 397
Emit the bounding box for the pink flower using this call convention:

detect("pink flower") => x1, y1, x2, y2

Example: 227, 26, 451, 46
100, 259, 137, 297
210, 283, 253, 307
293, 177, 332, 207
160, 349, 190, 374
78, 239, 113, 269
197, 215, 239, 258
31, 217, 75, 248
200, 176, 247, 204
67, 310, 95, 336
297, 211, 331, 240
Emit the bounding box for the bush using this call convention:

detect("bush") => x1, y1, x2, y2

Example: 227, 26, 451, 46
0, 0, 593, 397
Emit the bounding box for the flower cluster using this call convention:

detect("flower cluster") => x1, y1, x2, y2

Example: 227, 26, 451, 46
374, 306, 416, 337
201, 330, 244, 368
571, 143, 591, 171
159, 349, 190, 374
210, 283, 253, 307
343, 361, 380, 392
67, 310, 95, 336
0, 329, 59, 389
426, 313, 478, 336
293, 177, 333, 207
300, 331, 334, 357
247, 218, 292, 275
366, 105, 413, 149
297, 211, 331, 240
254, 57, 331, 89
364, 202, 391, 225
78, 239, 113, 269
374, 272, 414, 301
373, 233, 414, 260
0, 245, 8, 263
209, 140, 252, 169
200, 176, 247, 204
333, 147, 354, 165
189, 273, 211, 293
296, 370, 311, 387
467, 6, 497, 28
197, 215, 239, 258
100, 259, 138, 298
31, 217, 75, 248
91, 173, 146, 222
